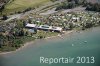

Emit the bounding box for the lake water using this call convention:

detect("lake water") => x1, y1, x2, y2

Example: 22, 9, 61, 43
87, 0, 100, 3
0, 27, 100, 66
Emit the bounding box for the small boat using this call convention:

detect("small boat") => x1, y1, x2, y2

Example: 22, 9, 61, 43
84, 41, 87, 43
72, 44, 74, 46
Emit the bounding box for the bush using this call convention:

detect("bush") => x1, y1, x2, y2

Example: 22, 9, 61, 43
2, 15, 8, 20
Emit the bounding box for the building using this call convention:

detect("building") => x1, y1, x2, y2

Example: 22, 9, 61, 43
52, 26, 62, 32
25, 23, 36, 29
37, 25, 63, 32
25, 24, 63, 33
37, 25, 52, 31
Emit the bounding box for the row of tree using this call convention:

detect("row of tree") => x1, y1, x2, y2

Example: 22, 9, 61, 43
85, 3, 100, 12
0, 0, 11, 14
55, 2, 74, 11
50, 0, 58, 2
55, 0, 100, 12
56, 0, 87, 11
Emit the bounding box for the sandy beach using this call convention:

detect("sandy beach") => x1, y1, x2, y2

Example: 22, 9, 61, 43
0, 30, 75, 55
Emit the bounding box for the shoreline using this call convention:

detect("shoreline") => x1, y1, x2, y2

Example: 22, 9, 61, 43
0, 30, 75, 55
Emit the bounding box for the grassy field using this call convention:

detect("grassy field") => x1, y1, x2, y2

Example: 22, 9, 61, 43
2, 0, 50, 15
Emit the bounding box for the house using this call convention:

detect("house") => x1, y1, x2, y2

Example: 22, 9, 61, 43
25, 23, 37, 29
37, 25, 52, 31
72, 17, 79, 22
72, 17, 79, 20
28, 29, 37, 34
52, 26, 62, 32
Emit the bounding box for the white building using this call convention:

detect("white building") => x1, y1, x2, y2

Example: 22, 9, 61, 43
26, 24, 63, 32
52, 26, 62, 32
26, 23, 36, 28
37, 25, 52, 30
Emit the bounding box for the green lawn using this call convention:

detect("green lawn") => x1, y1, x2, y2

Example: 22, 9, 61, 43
3, 0, 50, 15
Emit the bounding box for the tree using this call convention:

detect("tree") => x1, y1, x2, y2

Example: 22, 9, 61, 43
69, 22, 74, 30
67, 0, 73, 2
0, 5, 5, 14
85, 22, 93, 28
0, 39, 3, 48
19, 29, 25, 36
2, 14, 8, 20
50, 0, 58, 2
0, 34, 5, 48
